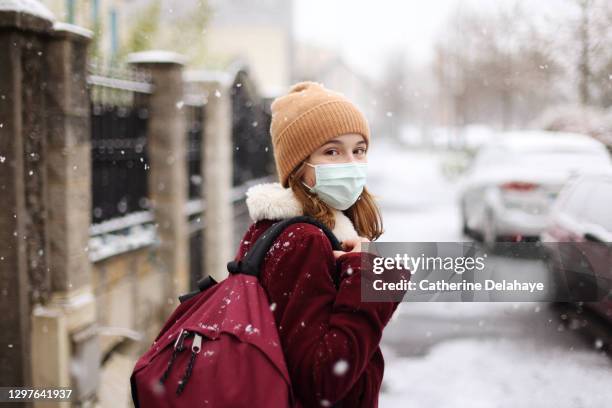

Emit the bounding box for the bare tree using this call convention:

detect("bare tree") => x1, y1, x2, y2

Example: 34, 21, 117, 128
377, 52, 413, 141
577, 0, 592, 105
433, 3, 562, 129
557, 0, 612, 107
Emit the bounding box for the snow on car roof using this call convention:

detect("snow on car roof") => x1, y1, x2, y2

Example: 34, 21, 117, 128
487, 130, 605, 152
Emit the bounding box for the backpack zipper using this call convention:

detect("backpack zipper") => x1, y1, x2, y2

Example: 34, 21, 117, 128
159, 329, 188, 384
176, 333, 202, 395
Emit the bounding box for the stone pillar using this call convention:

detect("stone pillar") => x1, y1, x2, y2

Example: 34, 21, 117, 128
128, 51, 190, 300
202, 81, 234, 282
30, 20, 99, 406
0, 0, 55, 388
45, 22, 95, 294
185, 73, 234, 282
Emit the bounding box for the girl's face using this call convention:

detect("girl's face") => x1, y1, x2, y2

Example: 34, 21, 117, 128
302, 133, 368, 188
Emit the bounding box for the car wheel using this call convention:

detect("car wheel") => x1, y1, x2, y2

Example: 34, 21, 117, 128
483, 209, 497, 250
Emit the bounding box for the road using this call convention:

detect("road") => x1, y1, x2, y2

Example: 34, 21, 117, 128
368, 140, 612, 408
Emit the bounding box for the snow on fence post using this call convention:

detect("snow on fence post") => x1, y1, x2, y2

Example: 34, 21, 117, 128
184, 71, 234, 283
127, 51, 191, 302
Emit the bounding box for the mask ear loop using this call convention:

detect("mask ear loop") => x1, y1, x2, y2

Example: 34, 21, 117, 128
301, 180, 315, 193
301, 162, 317, 193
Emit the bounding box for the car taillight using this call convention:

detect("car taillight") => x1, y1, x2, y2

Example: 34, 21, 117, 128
500, 181, 539, 192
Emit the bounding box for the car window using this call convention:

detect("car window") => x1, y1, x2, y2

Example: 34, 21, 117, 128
582, 179, 612, 232
557, 179, 594, 219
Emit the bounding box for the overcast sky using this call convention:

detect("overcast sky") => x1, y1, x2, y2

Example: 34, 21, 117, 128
293, 0, 571, 79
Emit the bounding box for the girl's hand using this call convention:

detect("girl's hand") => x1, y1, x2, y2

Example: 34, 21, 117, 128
333, 237, 370, 259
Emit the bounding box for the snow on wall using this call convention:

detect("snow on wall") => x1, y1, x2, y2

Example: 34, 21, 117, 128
89, 223, 158, 263
89, 211, 158, 263
0, 0, 55, 21
126, 50, 188, 66
53, 22, 93, 39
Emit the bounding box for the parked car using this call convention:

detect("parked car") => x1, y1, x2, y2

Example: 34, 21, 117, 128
541, 172, 612, 322
459, 130, 612, 247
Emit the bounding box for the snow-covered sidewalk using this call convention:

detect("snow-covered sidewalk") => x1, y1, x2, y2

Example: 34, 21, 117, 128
380, 336, 612, 408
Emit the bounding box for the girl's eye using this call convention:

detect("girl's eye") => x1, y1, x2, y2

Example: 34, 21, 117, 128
325, 149, 339, 156
354, 148, 367, 155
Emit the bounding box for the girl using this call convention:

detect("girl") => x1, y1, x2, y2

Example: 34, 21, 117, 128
233, 81, 400, 407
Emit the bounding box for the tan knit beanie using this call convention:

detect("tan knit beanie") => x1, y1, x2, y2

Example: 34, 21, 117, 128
270, 81, 371, 187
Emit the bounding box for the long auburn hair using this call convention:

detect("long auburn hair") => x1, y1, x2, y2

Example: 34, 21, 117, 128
286, 161, 384, 241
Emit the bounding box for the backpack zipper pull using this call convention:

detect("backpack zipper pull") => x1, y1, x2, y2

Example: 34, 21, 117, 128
174, 329, 188, 351
176, 333, 202, 395
160, 329, 189, 384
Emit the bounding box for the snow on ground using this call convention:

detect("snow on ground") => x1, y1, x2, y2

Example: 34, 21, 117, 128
380, 338, 612, 408
367, 138, 612, 407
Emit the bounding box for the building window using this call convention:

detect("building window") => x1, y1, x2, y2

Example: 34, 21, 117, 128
66, 0, 75, 23
110, 8, 118, 58
91, 0, 99, 24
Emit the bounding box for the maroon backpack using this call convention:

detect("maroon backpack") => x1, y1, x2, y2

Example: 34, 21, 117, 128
130, 216, 342, 408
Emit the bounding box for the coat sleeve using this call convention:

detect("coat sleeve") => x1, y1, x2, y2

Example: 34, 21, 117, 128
269, 226, 401, 407
340, 347, 385, 407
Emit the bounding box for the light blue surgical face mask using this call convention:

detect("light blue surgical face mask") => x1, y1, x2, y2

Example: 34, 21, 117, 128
301, 161, 368, 210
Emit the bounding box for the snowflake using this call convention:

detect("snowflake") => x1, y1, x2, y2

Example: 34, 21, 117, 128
333, 359, 349, 376
594, 338, 604, 349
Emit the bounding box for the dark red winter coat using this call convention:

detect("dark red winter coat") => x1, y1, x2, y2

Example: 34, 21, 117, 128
234, 182, 402, 407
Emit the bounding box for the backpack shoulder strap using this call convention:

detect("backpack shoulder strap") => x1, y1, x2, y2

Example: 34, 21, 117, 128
227, 215, 342, 277
179, 216, 344, 303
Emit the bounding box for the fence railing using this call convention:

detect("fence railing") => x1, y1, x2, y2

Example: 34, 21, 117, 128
89, 65, 153, 225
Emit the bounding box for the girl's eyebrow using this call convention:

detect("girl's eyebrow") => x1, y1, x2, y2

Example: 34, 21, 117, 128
323, 139, 342, 145
322, 139, 367, 146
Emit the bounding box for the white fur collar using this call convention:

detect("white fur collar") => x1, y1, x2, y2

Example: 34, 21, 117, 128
245, 182, 359, 243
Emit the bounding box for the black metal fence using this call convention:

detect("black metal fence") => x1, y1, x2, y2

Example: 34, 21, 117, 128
186, 103, 204, 200
87, 64, 276, 287
185, 99, 205, 290
89, 67, 153, 224
231, 70, 275, 186
229, 70, 277, 252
